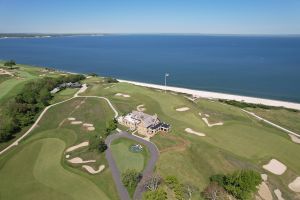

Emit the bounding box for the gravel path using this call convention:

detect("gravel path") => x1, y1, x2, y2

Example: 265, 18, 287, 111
105, 131, 159, 200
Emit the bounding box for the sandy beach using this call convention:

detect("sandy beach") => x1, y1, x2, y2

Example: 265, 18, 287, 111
118, 79, 300, 111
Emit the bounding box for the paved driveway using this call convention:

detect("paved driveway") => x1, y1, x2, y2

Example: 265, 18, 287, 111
105, 132, 159, 200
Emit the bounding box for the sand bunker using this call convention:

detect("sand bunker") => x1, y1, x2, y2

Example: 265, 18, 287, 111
202, 118, 224, 127
65, 154, 70, 159
204, 114, 210, 117
83, 123, 93, 127
288, 177, 300, 192
115, 93, 130, 98
257, 182, 273, 200
87, 127, 95, 131
66, 141, 89, 153
261, 174, 268, 181
289, 134, 300, 144
68, 157, 96, 164
176, 107, 190, 112
68, 117, 76, 121
185, 128, 205, 137
82, 165, 105, 174
71, 121, 82, 125
263, 159, 287, 175
198, 112, 202, 116
274, 189, 285, 200
137, 104, 146, 112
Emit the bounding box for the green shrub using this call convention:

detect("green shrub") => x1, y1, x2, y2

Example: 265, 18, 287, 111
143, 188, 167, 200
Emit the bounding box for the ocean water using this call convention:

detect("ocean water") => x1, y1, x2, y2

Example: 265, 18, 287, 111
0, 35, 299, 102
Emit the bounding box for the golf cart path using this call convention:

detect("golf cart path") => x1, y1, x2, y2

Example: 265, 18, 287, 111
0, 84, 118, 155
242, 109, 300, 138
105, 131, 159, 200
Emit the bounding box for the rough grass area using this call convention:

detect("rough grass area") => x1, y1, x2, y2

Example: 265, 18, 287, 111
111, 138, 149, 173
0, 97, 118, 200
82, 78, 300, 200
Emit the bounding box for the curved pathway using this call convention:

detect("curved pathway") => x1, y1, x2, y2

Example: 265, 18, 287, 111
105, 131, 159, 200
0, 84, 118, 154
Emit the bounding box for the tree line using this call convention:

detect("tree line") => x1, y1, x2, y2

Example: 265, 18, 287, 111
0, 74, 85, 143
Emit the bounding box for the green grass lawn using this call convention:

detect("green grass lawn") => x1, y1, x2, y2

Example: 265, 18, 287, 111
81, 78, 300, 200
111, 138, 149, 173
0, 97, 119, 200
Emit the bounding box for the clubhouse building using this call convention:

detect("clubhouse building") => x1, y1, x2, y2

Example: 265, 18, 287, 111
117, 111, 170, 137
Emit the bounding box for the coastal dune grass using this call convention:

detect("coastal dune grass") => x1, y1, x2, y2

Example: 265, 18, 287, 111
83, 79, 300, 199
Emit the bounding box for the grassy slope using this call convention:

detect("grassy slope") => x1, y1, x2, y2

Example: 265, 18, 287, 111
248, 107, 300, 134
111, 138, 149, 173
82, 78, 300, 200
0, 95, 119, 199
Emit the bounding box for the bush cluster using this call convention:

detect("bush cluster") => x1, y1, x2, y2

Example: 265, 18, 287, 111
0, 74, 85, 142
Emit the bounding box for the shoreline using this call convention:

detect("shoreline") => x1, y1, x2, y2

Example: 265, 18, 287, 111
118, 79, 300, 111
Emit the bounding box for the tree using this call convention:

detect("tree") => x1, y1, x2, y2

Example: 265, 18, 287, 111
142, 174, 162, 191
165, 176, 179, 189
202, 182, 228, 200
122, 169, 142, 189
98, 139, 108, 152
143, 188, 167, 200
4, 60, 16, 69
182, 183, 198, 200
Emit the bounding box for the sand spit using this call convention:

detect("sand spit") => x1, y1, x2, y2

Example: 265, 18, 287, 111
68, 117, 76, 121
82, 165, 105, 174
68, 157, 96, 164
274, 189, 285, 200
202, 117, 224, 127
115, 93, 130, 98
118, 79, 300, 110
257, 182, 273, 200
185, 128, 205, 137
66, 141, 89, 152
289, 134, 300, 144
176, 107, 190, 112
71, 121, 82, 125
263, 159, 287, 175
288, 177, 300, 192
137, 104, 146, 112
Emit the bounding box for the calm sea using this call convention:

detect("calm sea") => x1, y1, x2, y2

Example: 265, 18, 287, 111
0, 35, 299, 102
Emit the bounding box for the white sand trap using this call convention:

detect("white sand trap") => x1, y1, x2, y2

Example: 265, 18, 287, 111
288, 177, 300, 192
202, 118, 224, 127
71, 121, 82, 125
83, 123, 93, 127
66, 141, 89, 152
68, 157, 96, 164
263, 159, 287, 175
289, 134, 300, 144
261, 174, 268, 181
204, 114, 210, 117
257, 182, 273, 200
274, 189, 285, 200
65, 154, 70, 159
198, 112, 202, 116
176, 107, 190, 112
115, 93, 131, 98
68, 117, 76, 121
185, 128, 205, 137
137, 104, 146, 112
82, 165, 105, 174
87, 127, 95, 131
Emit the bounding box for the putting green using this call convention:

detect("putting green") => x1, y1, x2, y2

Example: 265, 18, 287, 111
111, 139, 145, 173
0, 138, 110, 200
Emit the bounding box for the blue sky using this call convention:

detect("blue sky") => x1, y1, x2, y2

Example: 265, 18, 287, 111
0, 0, 299, 34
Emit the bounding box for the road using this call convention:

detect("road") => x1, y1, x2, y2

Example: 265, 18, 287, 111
105, 131, 159, 200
